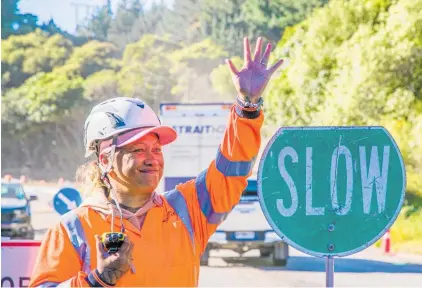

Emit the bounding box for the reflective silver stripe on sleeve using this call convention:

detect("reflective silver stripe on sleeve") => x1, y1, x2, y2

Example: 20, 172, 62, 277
60, 210, 91, 274
36, 281, 59, 287
36, 279, 73, 287
163, 189, 194, 245
215, 147, 256, 176
195, 169, 228, 225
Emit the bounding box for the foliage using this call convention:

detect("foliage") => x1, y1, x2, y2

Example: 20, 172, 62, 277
241, 0, 328, 42
76, 6, 112, 41
264, 1, 422, 254
117, 35, 178, 109
83, 69, 119, 101
1, 29, 74, 90
2, 66, 84, 132
210, 56, 242, 97
375, 206, 422, 255
2, 1, 421, 247
65, 40, 120, 78
264, 0, 422, 172
1, 32, 232, 178
77, 0, 169, 49
1, 0, 38, 39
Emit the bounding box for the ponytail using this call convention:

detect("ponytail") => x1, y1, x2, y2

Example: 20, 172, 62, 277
75, 160, 108, 197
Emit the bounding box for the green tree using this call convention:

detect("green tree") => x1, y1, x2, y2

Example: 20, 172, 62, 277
163, 0, 327, 57
1, 29, 73, 90
210, 56, 242, 98
117, 34, 179, 110
129, 2, 169, 41
65, 40, 120, 78
1, 0, 38, 39
168, 38, 228, 102
2, 65, 84, 132
76, 6, 112, 41
107, 0, 145, 48
83, 69, 119, 101
241, 0, 328, 42
78, 0, 169, 48
199, 0, 249, 56
161, 0, 203, 44
265, 0, 422, 180
1, 30, 123, 180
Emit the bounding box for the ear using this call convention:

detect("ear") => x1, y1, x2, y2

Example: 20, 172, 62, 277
98, 153, 109, 168
98, 152, 116, 177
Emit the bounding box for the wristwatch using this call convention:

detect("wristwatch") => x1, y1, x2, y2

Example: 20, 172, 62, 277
236, 95, 264, 112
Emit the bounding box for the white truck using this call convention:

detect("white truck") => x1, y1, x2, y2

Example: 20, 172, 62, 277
158, 102, 289, 266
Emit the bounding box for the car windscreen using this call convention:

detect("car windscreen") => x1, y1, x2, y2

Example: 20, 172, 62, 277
1, 184, 26, 199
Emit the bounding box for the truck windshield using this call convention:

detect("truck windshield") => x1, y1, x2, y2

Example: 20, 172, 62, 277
1, 184, 26, 199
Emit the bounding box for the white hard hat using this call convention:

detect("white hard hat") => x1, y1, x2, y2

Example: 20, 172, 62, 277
84, 97, 177, 157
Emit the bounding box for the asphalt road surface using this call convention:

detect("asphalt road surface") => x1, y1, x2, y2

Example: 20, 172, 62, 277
25, 184, 422, 287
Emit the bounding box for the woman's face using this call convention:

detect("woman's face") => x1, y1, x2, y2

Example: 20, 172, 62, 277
105, 133, 164, 194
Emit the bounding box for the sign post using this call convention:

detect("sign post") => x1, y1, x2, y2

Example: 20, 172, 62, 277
257, 127, 406, 287
53, 187, 82, 215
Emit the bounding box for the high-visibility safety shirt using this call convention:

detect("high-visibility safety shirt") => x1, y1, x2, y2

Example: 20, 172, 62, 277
29, 105, 263, 287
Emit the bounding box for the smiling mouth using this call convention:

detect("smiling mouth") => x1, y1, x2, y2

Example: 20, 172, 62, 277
138, 170, 159, 174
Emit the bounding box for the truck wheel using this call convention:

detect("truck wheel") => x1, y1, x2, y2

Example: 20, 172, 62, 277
272, 242, 288, 267
259, 248, 271, 257
25, 230, 35, 240
272, 258, 287, 266
200, 246, 210, 266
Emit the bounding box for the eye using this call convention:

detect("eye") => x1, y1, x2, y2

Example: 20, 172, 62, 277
132, 148, 145, 153
153, 147, 162, 153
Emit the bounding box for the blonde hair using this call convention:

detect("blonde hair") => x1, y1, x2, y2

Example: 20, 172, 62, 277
75, 160, 108, 197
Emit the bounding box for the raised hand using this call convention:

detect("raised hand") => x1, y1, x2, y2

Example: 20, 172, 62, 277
226, 37, 284, 105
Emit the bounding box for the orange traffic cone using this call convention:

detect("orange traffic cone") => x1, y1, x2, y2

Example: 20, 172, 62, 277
383, 229, 391, 254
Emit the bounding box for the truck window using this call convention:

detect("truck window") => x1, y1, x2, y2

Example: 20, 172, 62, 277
242, 180, 258, 197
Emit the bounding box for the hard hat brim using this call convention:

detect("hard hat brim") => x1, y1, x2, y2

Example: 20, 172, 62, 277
116, 125, 178, 148
91, 125, 178, 157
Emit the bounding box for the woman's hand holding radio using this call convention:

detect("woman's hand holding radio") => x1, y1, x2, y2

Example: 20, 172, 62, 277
94, 234, 134, 285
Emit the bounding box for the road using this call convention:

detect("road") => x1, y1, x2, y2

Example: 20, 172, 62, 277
25, 184, 422, 287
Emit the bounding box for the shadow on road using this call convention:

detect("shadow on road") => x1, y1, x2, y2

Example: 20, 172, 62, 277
218, 256, 422, 273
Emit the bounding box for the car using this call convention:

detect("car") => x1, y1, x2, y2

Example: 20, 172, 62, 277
201, 178, 289, 266
1, 178, 38, 239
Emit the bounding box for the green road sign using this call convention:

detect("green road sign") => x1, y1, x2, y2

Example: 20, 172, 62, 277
257, 127, 406, 257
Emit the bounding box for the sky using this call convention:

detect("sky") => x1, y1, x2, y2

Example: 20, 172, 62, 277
18, 0, 173, 34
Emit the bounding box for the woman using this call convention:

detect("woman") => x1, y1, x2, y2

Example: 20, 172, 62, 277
29, 37, 284, 287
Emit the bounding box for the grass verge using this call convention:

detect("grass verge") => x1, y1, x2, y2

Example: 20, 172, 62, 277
375, 170, 422, 255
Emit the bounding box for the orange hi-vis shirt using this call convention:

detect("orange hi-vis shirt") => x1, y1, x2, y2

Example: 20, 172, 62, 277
29, 105, 264, 287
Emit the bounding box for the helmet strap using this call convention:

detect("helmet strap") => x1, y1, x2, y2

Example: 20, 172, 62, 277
98, 135, 118, 175
98, 135, 126, 233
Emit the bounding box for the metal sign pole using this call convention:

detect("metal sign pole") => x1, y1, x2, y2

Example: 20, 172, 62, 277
325, 256, 334, 288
